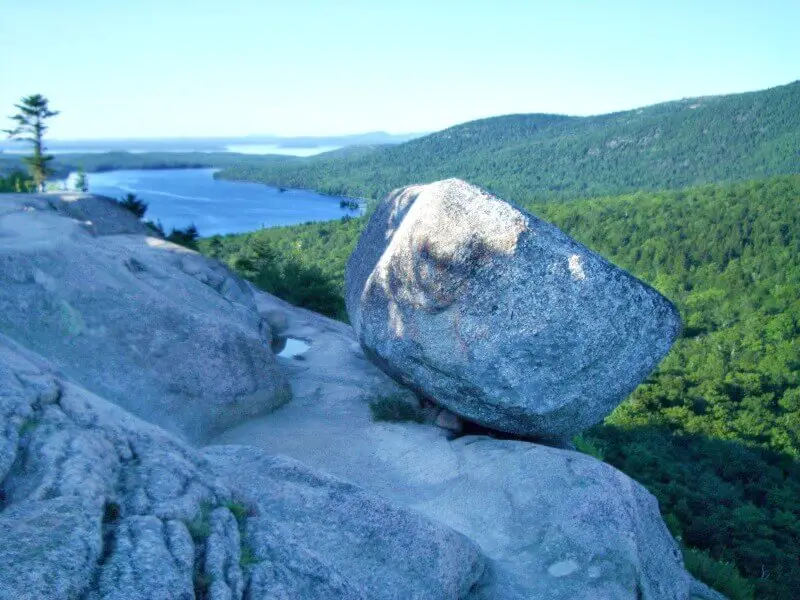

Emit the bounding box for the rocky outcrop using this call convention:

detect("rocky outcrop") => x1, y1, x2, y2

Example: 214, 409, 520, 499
214, 289, 701, 600
205, 446, 486, 599
345, 178, 680, 439
0, 193, 290, 443
0, 190, 715, 599
0, 333, 487, 599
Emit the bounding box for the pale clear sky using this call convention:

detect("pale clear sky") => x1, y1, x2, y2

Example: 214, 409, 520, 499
1, 0, 798, 139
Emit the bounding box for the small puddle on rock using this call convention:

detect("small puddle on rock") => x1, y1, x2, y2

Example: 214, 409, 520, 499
275, 337, 311, 358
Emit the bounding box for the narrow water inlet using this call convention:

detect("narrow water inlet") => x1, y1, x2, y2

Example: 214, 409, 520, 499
274, 337, 311, 358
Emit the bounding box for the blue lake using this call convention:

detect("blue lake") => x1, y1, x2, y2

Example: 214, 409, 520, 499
85, 168, 360, 236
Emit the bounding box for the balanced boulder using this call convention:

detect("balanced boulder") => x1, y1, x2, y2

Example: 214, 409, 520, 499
214, 287, 702, 599
345, 179, 680, 438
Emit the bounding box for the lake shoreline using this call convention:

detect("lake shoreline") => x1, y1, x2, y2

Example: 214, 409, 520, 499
213, 170, 370, 206
83, 168, 362, 236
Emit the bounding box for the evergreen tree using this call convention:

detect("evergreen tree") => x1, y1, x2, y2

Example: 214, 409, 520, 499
2, 95, 60, 192
118, 192, 148, 218
0, 170, 34, 193
74, 168, 89, 192
167, 224, 200, 249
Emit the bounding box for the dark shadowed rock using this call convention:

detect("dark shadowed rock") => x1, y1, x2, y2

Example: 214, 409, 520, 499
345, 179, 680, 438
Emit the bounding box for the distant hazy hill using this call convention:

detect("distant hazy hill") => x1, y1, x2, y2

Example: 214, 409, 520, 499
217, 81, 800, 202
0, 131, 425, 154
0, 151, 292, 178
244, 131, 426, 147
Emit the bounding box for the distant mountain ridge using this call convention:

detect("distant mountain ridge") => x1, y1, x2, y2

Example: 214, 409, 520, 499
0, 131, 425, 154
216, 81, 800, 202
241, 131, 426, 147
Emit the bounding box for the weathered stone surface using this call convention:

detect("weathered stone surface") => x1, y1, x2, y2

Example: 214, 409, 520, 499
0, 333, 487, 600
214, 288, 700, 600
244, 518, 367, 600
0, 193, 290, 442
421, 438, 690, 600
205, 507, 245, 600
0, 497, 102, 600
0, 334, 229, 600
345, 178, 680, 438
204, 446, 488, 600
98, 516, 195, 600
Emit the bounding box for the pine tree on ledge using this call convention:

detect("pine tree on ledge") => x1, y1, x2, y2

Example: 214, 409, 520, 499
3, 94, 60, 192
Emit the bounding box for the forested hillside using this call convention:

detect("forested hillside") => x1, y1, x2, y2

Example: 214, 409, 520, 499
217, 81, 800, 203
199, 176, 800, 599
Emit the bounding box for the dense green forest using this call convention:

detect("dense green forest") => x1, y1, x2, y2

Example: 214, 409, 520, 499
216, 81, 800, 204
199, 176, 800, 599
199, 216, 363, 320
0, 170, 33, 192
538, 178, 800, 600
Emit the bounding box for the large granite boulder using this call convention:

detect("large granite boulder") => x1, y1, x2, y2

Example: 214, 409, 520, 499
0, 193, 290, 443
345, 179, 680, 438
213, 289, 711, 600
0, 334, 487, 599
